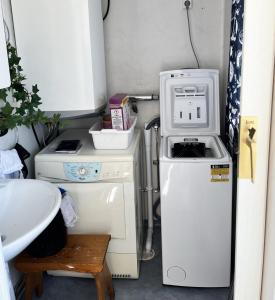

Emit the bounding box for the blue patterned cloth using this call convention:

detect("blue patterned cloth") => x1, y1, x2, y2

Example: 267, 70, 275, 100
226, 0, 244, 158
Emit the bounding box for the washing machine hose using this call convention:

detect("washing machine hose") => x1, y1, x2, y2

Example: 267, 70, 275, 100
145, 116, 161, 221
145, 117, 160, 130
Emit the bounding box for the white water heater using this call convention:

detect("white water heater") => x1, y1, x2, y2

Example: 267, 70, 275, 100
11, 0, 106, 116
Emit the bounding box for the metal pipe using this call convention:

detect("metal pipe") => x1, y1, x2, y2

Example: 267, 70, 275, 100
142, 125, 155, 260
128, 94, 159, 102
144, 127, 153, 230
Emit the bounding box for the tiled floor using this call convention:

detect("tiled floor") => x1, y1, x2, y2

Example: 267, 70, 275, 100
26, 227, 230, 300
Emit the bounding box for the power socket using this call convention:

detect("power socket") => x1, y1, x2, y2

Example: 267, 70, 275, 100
182, 0, 193, 9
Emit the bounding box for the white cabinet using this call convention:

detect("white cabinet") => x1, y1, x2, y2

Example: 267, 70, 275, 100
11, 0, 106, 116
0, 1, 10, 89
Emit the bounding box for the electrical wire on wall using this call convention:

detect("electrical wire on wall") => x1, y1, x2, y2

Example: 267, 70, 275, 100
103, 0, 110, 21
184, 1, 200, 68
3, 19, 10, 42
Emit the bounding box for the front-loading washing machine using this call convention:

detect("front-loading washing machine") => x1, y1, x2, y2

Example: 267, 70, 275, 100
160, 69, 232, 287
35, 129, 143, 279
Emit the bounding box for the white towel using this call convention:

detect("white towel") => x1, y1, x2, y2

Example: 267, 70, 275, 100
60, 192, 78, 228
0, 149, 23, 179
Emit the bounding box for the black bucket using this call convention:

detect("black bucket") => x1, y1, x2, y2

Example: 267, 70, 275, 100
26, 210, 67, 257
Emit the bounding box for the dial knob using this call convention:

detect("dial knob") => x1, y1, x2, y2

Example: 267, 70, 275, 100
78, 167, 87, 176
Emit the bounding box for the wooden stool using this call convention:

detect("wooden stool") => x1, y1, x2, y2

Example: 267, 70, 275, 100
15, 235, 115, 300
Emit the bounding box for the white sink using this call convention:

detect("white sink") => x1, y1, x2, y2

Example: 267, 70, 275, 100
0, 179, 61, 261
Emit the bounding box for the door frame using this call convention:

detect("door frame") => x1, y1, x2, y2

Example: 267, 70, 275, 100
233, 0, 275, 299
261, 70, 275, 300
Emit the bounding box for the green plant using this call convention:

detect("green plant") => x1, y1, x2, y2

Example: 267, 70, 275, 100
0, 43, 60, 132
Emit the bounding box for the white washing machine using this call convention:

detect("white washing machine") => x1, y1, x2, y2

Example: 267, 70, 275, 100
35, 129, 143, 279
160, 69, 232, 287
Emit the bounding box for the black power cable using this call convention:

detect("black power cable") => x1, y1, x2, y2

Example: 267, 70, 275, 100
103, 0, 110, 21
31, 124, 42, 150
186, 6, 200, 68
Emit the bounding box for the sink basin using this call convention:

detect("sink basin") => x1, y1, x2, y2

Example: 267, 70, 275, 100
0, 179, 61, 261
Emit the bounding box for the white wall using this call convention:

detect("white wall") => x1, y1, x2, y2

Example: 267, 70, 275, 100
102, 0, 231, 130
233, 0, 275, 299
1, 0, 40, 178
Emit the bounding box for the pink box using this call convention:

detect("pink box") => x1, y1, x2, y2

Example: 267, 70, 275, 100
109, 93, 130, 130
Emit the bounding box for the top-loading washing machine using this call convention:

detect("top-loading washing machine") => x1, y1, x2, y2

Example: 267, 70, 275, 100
160, 69, 232, 287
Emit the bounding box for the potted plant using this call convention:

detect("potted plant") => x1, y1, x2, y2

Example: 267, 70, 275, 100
0, 43, 60, 150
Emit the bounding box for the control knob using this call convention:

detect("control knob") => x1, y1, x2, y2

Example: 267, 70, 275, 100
78, 167, 87, 176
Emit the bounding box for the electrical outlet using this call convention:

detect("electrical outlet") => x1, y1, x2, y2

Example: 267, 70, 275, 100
182, 0, 193, 9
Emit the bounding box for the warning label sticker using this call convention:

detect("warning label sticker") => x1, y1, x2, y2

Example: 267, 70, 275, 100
211, 164, 230, 182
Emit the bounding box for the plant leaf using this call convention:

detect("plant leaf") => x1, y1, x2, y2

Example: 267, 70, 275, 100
0, 89, 8, 101
1, 102, 14, 116
32, 84, 39, 93
0, 43, 60, 131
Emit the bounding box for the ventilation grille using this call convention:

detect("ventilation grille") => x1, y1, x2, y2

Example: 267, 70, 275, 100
112, 274, 131, 278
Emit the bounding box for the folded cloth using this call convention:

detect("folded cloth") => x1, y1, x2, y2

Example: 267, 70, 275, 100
59, 188, 78, 228
0, 171, 22, 179
0, 149, 23, 179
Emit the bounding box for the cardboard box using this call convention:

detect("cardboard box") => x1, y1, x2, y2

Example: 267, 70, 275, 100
109, 93, 130, 130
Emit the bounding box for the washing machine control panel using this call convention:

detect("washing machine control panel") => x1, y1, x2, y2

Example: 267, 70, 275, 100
63, 162, 101, 182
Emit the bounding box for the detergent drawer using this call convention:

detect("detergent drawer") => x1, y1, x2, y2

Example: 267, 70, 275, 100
58, 182, 125, 240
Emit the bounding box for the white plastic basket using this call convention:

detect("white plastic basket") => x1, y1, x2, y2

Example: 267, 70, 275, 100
89, 116, 137, 150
